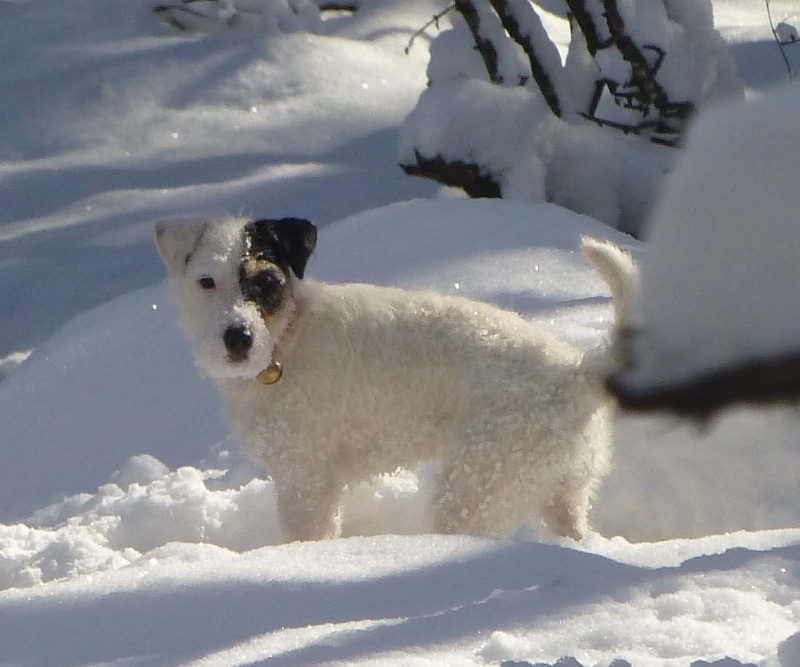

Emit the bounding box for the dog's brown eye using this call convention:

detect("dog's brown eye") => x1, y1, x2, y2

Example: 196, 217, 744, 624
198, 276, 216, 290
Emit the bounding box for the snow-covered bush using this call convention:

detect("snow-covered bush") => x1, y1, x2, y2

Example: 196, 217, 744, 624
608, 83, 800, 419
400, 0, 742, 236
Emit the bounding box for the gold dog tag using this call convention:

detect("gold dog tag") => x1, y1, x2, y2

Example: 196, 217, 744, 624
257, 362, 283, 385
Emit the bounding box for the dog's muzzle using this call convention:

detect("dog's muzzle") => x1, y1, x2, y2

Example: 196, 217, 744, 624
223, 322, 283, 384
223, 324, 253, 362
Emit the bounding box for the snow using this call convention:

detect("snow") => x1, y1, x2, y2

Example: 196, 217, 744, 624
0, 0, 440, 357
2, 0, 800, 665
775, 21, 799, 45
399, 0, 743, 234
153, 0, 324, 34
611, 82, 800, 409
400, 78, 553, 201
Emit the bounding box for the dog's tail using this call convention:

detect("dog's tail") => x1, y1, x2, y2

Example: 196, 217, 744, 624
580, 237, 638, 368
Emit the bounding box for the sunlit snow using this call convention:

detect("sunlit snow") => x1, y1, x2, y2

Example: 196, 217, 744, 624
1, 1, 800, 666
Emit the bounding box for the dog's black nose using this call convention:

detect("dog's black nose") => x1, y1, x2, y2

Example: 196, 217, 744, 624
223, 324, 253, 361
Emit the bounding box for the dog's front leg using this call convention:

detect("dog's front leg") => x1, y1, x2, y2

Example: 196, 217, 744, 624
274, 475, 343, 542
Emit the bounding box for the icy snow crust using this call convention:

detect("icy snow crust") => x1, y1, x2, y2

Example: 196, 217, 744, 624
2, 1, 800, 665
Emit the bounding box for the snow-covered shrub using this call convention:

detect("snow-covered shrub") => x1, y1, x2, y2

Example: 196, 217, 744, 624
607, 83, 800, 418
400, 0, 742, 236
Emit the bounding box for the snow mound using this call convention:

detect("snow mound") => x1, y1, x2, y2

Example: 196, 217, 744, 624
609, 82, 800, 416
0, 456, 435, 590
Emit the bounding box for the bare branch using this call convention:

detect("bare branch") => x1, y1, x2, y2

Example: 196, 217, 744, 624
317, 1, 359, 11
600, 0, 694, 131
405, 4, 456, 55
609, 349, 800, 420
766, 0, 794, 81
578, 111, 682, 146
602, 0, 662, 110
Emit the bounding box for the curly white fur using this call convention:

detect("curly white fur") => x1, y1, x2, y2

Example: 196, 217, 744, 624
156, 217, 635, 542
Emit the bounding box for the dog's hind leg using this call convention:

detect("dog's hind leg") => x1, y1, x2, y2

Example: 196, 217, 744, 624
433, 410, 607, 540
541, 483, 588, 541
540, 411, 611, 541
434, 460, 591, 540
274, 477, 343, 542
432, 441, 512, 538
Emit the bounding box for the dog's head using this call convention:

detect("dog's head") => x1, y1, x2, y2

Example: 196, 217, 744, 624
155, 216, 317, 380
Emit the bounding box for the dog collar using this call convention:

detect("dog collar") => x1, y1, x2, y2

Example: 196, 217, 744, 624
257, 362, 283, 385
257, 296, 303, 385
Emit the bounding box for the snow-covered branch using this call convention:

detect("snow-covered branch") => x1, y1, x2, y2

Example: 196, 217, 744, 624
400, 150, 502, 198
453, 0, 506, 83
563, 0, 608, 55
601, 0, 692, 124
488, 0, 563, 116
400, 0, 743, 235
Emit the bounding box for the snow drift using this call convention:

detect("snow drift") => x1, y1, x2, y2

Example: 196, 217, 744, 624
2, 0, 800, 665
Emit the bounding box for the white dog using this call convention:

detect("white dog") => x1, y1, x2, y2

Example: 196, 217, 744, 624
155, 216, 635, 542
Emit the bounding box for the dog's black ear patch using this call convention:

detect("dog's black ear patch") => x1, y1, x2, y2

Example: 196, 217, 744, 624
245, 218, 317, 279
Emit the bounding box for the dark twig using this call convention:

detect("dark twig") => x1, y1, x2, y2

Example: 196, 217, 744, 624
766, 0, 794, 81
152, 2, 205, 24
602, 0, 663, 111
317, 1, 358, 11
578, 111, 682, 146
405, 4, 456, 55
153, 6, 192, 31
609, 347, 800, 420
601, 0, 694, 132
